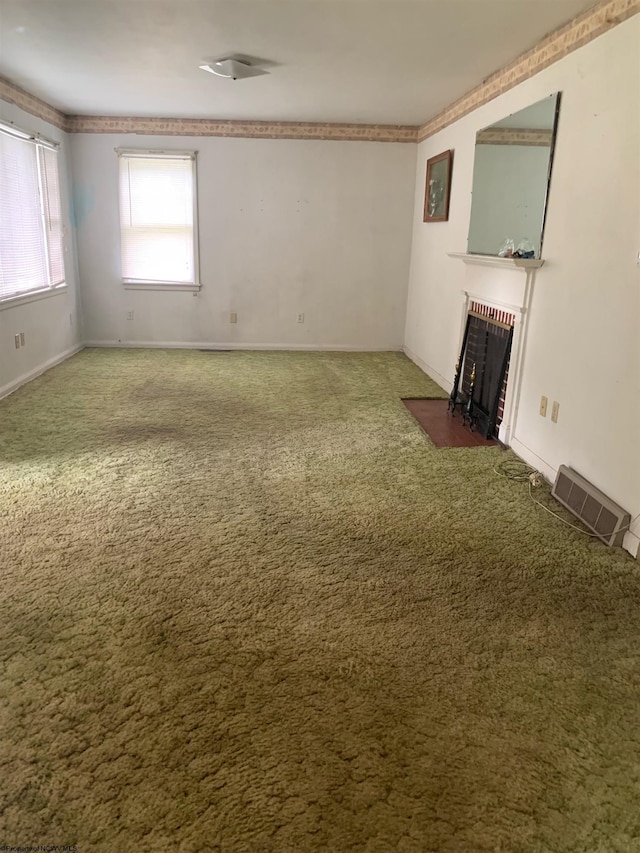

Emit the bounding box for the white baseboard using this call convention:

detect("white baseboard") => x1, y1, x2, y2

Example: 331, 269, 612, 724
84, 340, 403, 352
0, 343, 84, 400
626, 530, 639, 560
509, 437, 558, 484
402, 345, 451, 393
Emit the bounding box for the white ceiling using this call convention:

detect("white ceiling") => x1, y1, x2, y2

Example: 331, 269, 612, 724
0, 0, 598, 125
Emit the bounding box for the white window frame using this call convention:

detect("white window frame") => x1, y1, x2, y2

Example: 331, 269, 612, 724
117, 148, 201, 293
0, 121, 67, 310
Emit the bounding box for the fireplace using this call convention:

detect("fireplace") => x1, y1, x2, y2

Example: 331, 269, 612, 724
449, 302, 515, 439
443, 252, 543, 449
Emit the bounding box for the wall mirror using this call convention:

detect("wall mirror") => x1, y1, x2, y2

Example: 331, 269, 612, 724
467, 92, 561, 259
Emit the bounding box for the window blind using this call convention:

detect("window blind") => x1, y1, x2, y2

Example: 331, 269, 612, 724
0, 125, 65, 302
119, 154, 195, 284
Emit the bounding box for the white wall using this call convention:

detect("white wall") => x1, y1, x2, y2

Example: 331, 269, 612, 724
71, 134, 416, 350
467, 144, 551, 256
404, 17, 640, 555
0, 101, 83, 397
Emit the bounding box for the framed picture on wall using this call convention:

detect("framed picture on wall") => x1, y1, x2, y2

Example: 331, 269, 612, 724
423, 149, 453, 222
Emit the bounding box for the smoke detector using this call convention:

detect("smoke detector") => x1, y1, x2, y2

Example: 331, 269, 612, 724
199, 57, 268, 80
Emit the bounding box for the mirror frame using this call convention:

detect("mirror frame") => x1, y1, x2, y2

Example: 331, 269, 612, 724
537, 92, 562, 258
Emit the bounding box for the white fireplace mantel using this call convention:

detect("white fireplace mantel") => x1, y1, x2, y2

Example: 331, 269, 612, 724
449, 252, 545, 448
448, 252, 545, 270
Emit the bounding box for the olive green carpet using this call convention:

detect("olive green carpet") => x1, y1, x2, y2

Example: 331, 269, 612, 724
1, 349, 639, 853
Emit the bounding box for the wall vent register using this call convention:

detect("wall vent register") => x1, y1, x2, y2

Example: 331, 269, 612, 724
552, 465, 630, 547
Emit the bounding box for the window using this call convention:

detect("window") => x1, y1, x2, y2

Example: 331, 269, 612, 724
118, 150, 199, 289
0, 123, 65, 304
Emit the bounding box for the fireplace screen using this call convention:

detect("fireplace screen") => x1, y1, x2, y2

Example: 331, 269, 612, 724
449, 310, 514, 439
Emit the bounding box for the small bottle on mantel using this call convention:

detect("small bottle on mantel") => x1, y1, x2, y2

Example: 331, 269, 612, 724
514, 239, 536, 259
498, 238, 515, 258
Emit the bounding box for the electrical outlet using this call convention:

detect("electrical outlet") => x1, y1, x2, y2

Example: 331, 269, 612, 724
19, 332, 25, 346
297, 313, 305, 324
127, 310, 134, 320
230, 312, 237, 324
551, 401, 560, 423
14, 334, 20, 349
539, 396, 548, 417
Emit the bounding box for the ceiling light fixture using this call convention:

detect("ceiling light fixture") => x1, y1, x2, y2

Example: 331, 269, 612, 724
199, 58, 258, 80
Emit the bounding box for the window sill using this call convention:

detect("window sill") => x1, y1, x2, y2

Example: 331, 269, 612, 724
123, 281, 202, 293
0, 284, 68, 311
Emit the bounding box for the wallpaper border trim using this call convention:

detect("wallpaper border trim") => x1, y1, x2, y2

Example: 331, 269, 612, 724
0, 76, 66, 130
63, 116, 418, 142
